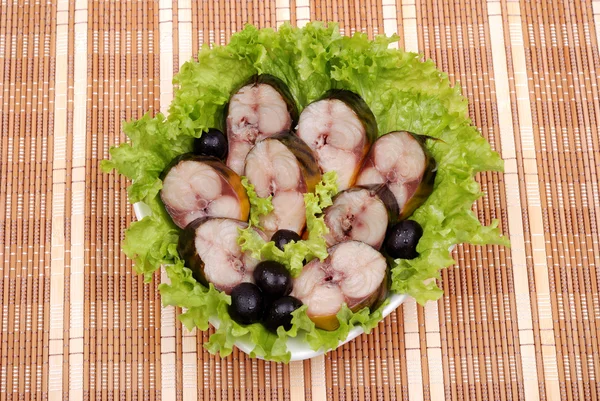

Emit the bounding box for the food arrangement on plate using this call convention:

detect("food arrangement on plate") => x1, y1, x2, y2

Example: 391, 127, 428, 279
102, 22, 509, 362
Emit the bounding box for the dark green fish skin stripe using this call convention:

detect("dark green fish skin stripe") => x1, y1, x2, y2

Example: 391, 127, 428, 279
178, 216, 213, 287
350, 184, 400, 222
393, 131, 437, 220
271, 132, 322, 192
319, 89, 378, 144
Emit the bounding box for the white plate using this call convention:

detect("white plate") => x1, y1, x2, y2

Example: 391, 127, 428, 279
134, 202, 408, 361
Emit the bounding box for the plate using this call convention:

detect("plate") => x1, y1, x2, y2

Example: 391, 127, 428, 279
133, 202, 408, 361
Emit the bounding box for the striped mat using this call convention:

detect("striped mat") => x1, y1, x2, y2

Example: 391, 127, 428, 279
1, 0, 600, 399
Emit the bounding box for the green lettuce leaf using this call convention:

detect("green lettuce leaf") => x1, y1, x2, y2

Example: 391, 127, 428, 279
304, 302, 387, 351
241, 177, 273, 228
168, 46, 256, 136
327, 35, 509, 305
238, 171, 339, 277
103, 22, 509, 362
101, 113, 193, 204
227, 22, 341, 109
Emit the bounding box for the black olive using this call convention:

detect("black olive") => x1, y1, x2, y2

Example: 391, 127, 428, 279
193, 128, 228, 160
270, 229, 302, 251
228, 283, 264, 325
384, 220, 423, 260
253, 261, 292, 299
263, 296, 303, 332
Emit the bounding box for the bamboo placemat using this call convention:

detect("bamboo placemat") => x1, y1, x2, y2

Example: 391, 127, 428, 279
1, 0, 599, 399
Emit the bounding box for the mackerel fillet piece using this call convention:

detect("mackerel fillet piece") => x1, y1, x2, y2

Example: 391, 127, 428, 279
356, 131, 436, 219
161, 154, 250, 229
291, 241, 388, 330
226, 75, 298, 175
178, 217, 267, 294
244, 133, 321, 238
322, 185, 399, 250
296, 90, 377, 190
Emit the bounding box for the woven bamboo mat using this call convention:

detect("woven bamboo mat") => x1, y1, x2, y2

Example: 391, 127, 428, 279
1, 0, 599, 399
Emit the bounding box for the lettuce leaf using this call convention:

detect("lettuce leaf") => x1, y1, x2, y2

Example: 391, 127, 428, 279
104, 22, 509, 362
226, 23, 341, 109
238, 171, 339, 277
326, 33, 509, 304
101, 113, 193, 204
240, 177, 274, 228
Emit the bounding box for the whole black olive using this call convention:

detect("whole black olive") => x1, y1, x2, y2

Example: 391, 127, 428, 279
270, 229, 302, 251
384, 220, 423, 260
228, 282, 264, 325
253, 261, 292, 299
263, 296, 303, 332
193, 128, 228, 160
